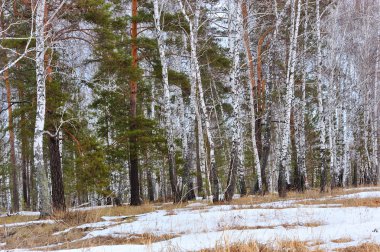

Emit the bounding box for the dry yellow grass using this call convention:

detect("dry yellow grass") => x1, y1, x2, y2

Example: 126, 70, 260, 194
217, 221, 323, 232
1, 222, 84, 249
331, 237, 353, 243
0, 203, 187, 250
229, 186, 380, 209
49, 233, 178, 250
0, 215, 38, 224
298, 197, 380, 208
201, 240, 323, 252
337, 243, 380, 252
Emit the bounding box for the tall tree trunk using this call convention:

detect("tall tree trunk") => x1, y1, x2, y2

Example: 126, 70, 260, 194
153, 0, 182, 203
295, 0, 309, 192
240, 0, 263, 193
129, 0, 141, 206
316, 0, 328, 193
178, 0, 215, 202
278, 0, 301, 198
372, 24, 379, 184
1, 0, 19, 213
195, 48, 218, 202
18, 87, 30, 209
225, 0, 245, 201
342, 108, 350, 186
34, 0, 51, 216
195, 117, 204, 197
5, 68, 19, 212
147, 168, 154, 202
43, 2, 66, 213
49, 134, 65, 212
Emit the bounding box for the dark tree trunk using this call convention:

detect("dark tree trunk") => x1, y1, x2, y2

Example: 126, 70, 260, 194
320, 150, 327, 193
260, 109, 272, 194
278, 162, 287, 197
168, 152, 181, 203
22, 155, 30, 209
353, 161, 358, 187
30, 157, 37, 211
17, 87, 30, 209
129, 0, 141, 206
49, 134, 65, 212
187, 181, 196, 200
147, 169, 154, 202
224, 146, 238, 201
211, 160, 219, 202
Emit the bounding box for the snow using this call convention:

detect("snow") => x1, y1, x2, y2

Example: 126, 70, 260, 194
52, 221, 115, 236
68, 205, 380, 251
344, 187, 377, 191
1, 219, 56, 228
101, 216, 131, 221
6, 189, 380, 252
0, 211, 40, 217
186, 202, 208, 208
334, 191, 380, 199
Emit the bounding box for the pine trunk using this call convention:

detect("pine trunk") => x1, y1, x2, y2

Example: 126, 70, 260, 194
129, 0, 141, 206
49, 134, 65, 212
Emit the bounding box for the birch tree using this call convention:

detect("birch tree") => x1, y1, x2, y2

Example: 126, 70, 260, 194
178, 0, 217, 201
153, 0, 181, 202
34, 0, 51, 216
316, 0, 328, 192
278, 0, 301, 197
224, 0, 246, 201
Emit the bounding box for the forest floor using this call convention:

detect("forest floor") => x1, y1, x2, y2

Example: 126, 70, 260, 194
3, 187, 380, 251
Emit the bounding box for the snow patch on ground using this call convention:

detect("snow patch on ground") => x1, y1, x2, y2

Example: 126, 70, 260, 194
72, 206, 380, 251
0, 211, 40, 218
52, 221, 116, 236
334, 191, 380, 199
344, 187, 377, 191
100, 216, 132, 221
7, 188, 380, 252
186, 202, 208, 208
1, 219, 56, 228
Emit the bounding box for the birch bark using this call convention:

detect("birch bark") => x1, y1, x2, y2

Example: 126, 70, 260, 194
34, 0, 51, 216
178, 0, 217, 201
316, 0, 328, 192
240, 0, 262, 192
295, 0, 308, 191
278, 0, 301, 197
224, 0, 246, 201
153, 0, 181, 202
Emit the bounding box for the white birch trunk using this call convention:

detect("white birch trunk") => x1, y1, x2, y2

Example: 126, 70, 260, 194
278, 0, 301, 196
239, 0, 262, 191
178, 0, 216, 201
34, 0, 51, 215
372, 28, 379, 183
224, 0, 246, 201
296, 0, 308, 189
316, 0, 328, 191
342, 108, 350, 186
153, 0, 181, 201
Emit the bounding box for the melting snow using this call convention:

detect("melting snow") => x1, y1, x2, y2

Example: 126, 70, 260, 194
6, 188, 380, 252
1, 219, 56, 228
